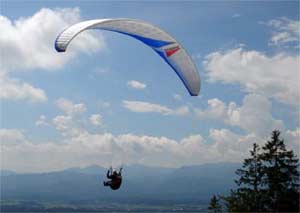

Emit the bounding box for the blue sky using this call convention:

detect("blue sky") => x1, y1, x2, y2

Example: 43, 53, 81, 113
1, 1, 299, 172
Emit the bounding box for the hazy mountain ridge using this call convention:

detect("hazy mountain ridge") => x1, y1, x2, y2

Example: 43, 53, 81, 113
0, 170, 17, 176
1, 163, 240, 204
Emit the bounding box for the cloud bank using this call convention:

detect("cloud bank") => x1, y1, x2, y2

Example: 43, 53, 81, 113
1, 126, 298, 173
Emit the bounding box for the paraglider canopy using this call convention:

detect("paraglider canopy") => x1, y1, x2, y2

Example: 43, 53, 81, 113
55, 18, 200, 96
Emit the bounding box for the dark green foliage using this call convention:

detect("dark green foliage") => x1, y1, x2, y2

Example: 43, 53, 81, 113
260, 130, 299, 212
220, 130, 300, 212
208, 194, 222, 213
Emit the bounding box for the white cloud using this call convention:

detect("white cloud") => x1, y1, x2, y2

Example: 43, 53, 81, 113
55, 98, 86, 115
195, 94, 284, 137
1, 126, 298, 172
173, 94, 182, 101
204, 48, 300, 106
174, 106, 190, 116
127, 80, 147, 90
89, 114, 103, 126
0, 8, 105, 103
35, 115, 49, 126
227, 94, 285, 136
52, 98, 88, 137
122, 100, 189, 116
0, 7, 104, 72
0, 128, 246, 172
284, 128, 300, 153
208, 129, 263, 162
52, 114, 84, 137
52, 115, 72, 132
195, 98, 227, 121
0, 129, 25, 145
123, 100, 171, 114
265, 17, 299, 46
0, 72, 47, 103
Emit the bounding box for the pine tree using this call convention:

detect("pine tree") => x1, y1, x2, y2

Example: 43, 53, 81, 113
220, 190, 246, 212
222, 143, 266, 212
208, 194, 222, 213
234, 143, 265, 212
221, 130, 299, 212
261, 130, 299, 212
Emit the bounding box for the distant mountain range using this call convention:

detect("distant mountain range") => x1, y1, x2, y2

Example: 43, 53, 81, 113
1, 163, 240, 205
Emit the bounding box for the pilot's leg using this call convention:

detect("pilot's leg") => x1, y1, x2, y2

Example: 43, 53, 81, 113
103, 180, 111, 186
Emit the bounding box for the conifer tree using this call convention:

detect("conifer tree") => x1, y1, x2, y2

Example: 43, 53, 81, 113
261, 130, 299, 212
234, 143, 265, 212
208, 194, 222, 213
221, 130, 299, 212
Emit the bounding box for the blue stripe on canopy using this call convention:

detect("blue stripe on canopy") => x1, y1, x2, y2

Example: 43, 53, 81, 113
105, 29, 174, 48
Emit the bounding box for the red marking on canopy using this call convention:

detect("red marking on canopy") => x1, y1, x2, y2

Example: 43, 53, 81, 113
165, 46, 180, 57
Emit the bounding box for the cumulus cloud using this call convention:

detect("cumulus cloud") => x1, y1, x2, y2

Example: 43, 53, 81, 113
195, 98, 228, 121
0, 8, 104, 102
89, 114, 103, 126
52, 114, 84, 137
123, 100, 189, 116
208, 129, 263, 161
55, 98, 86, 115
52, 115, 72, 132
0, 7, 104, 72
0, 73, 47, 103
204, 48, 300, 106
195, 94, 284, 137
35, 115, 49, 126
264, 17, 299, 46
127, 80, 147, 90
0, 129, 25, 145
51, 98, 88, 137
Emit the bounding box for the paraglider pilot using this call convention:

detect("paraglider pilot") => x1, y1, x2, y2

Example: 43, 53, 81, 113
104, 167, 122, 190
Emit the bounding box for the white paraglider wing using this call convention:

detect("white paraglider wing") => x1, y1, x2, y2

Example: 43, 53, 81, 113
55, 19, 200, 96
